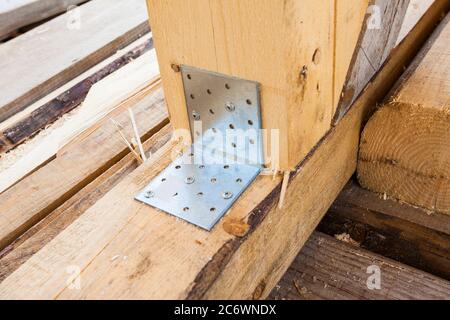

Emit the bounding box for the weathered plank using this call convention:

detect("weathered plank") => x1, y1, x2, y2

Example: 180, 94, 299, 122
269, 232, 450, 300
0, 0, 150, 122
358, 13, 450, 215
0, 0, 445, 299
0, 0, 87, 40
319, 180, 450, 280
334, 0, 410, 123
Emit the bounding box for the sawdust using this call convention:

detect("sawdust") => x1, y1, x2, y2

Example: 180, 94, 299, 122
0, 106, 83, 174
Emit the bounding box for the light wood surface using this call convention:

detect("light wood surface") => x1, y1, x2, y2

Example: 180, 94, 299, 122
147, 0, 369, 170
0, 0, 149, 122
0, 0, 87, 40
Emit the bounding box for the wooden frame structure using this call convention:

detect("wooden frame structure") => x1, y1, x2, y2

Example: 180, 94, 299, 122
0, 0, 447, 299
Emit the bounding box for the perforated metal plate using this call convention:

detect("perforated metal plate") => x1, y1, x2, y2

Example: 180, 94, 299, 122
135, 66, 263, 231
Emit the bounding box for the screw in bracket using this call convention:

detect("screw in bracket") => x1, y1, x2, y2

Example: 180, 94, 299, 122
185, 176, 195, 184
222, 191, 233, 199
225, 102, 235, 112
192, 111, 201, 120
145, 191, 155, 198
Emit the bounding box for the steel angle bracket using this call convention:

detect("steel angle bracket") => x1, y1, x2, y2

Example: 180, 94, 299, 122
135, 66, 264, 230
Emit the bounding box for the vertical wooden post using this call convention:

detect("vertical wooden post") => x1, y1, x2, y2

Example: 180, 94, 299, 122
146, 0, 369, 170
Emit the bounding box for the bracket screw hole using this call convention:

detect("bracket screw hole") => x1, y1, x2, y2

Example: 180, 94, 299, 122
249, 139, 255, 145
209, 109, 215, 115
197, 192, 204, 196
229, 124, 235, 129
187, 74, 192, 80
236, 178, 242, 183
207, 89, 212, 94
246, 99, 252, 105
173, 193, 178, 197
210, 207, 216, 212
231, 143, 237, 148
161, 178, 167, 182
183, 207, 190, 212
175, 165, 181, 169
211, 177, 217, 183
224, 165, 230, 169
248, 120, 253, 125
190, 94, 195, 99
145, 191, 154, 198
225, 83, 230, 90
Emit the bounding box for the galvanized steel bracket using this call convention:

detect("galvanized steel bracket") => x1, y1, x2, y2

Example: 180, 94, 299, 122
135, 66, 263, 230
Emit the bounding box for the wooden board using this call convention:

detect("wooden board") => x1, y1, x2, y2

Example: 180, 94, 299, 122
0, 0, 149, 123
0, 37, 153, 155
0, 0, 87, 40
319, 180, 450, 281
0, 0, 445, 299
269, 232, 450, 300
147, 0, 369, 170
0, 49, 160, 194
0, 125, 173, 283
0, 85, 168, 251
358, 13, 450, 215
334, 0, 410, 123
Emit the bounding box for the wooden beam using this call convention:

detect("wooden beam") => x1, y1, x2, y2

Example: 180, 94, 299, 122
269, 232, 450, 300
147, 0, 369, 170
0, 0, 149, 123
334, 0, 410, 123
358, 13, 450, 215
0, 0, 446, 299
0, 0, 87, 40
319, 180, 450, 281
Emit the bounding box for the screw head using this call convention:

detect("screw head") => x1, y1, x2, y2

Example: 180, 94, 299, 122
185, 176, 195, 184
192, 111, 201, 120
145, 191, 155, 198
225, 102, 235, 112
222, 191, 233, 199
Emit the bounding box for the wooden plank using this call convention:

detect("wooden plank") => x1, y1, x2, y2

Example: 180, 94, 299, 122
0, 125, 172, 283
0, 0, 87, 40
269, 232, 450, 300
0, 0, 445, 299
334, 0, 410, 123
0, 84, 168, 251
319, 180, 450, 280
147, 0, 368, 170
358, 13, 450, 215
0, 0, 150, 123
0, 50, 160, 194
0, 38, 153, 154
